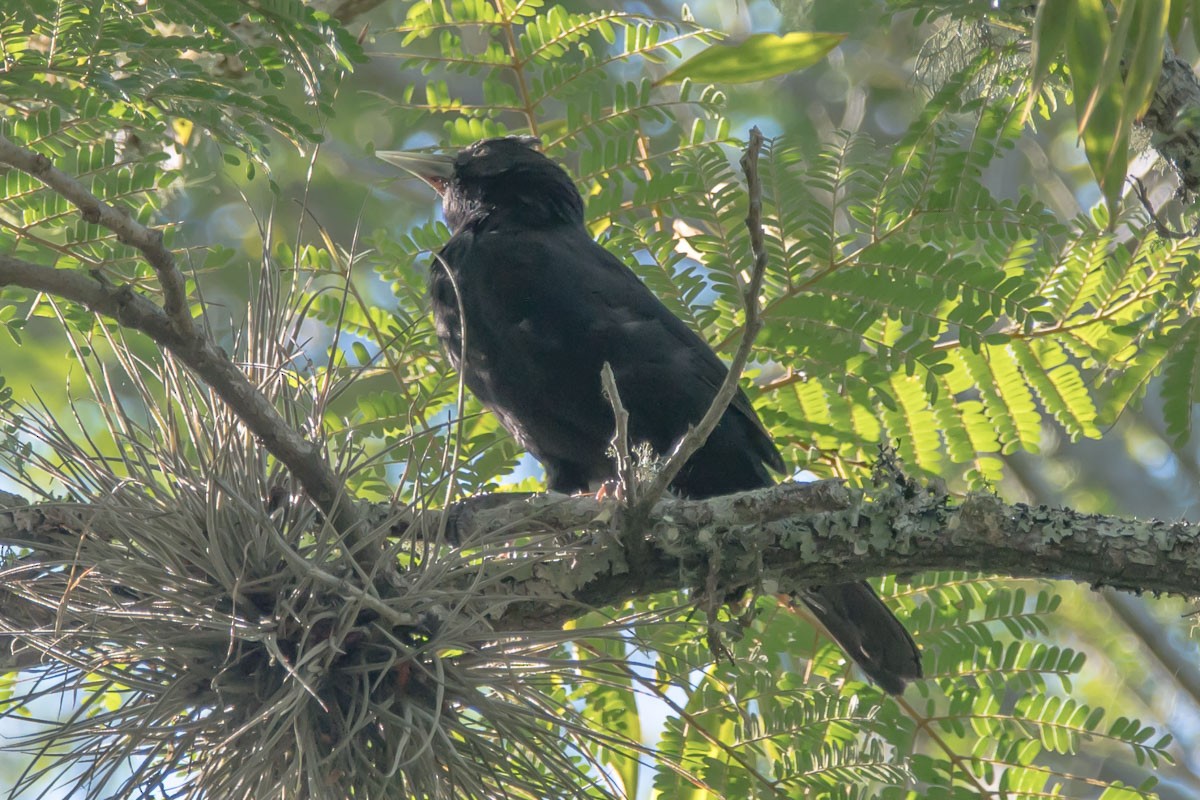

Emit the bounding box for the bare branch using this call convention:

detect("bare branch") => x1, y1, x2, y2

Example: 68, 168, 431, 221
1142, 46, 1200, 198
0, 134, 376, 561
0, 133, 193, 335
0, 254, 167, 327
1129, 175, 1200, 238
633, 127, 771, 514
599, 361, 635, 503
310, 0, 388, 22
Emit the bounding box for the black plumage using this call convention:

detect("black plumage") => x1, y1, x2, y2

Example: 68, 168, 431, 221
380, 136, 922, 695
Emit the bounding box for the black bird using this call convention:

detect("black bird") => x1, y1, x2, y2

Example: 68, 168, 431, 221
379, 136, 922, 694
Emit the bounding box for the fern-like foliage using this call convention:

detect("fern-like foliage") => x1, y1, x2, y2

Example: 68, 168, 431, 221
0, 0, 1195, 798
346, 3, 1194, 799
0, 0, 359, 325
1, 0, 356, 159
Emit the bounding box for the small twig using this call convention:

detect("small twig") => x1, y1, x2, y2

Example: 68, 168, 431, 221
703, 546, 734, 665
432, 251, 471, 540
632, 126, 771, 516
599, 362, 635, 505
0, 134, 194, 336
600, 361, 650, 577
1129, 175, 1200, 240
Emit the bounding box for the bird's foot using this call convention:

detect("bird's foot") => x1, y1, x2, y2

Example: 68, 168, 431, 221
594, 479, 625, 503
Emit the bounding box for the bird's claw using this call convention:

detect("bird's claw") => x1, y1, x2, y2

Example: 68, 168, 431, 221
594, 479, 624, 503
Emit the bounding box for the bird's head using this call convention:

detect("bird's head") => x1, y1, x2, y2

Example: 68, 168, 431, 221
378, 136, 585, 232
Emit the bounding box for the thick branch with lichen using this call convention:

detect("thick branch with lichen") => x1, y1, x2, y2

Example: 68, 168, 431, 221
1144, 48, 1200, 197
437, 461, 1200, 631
0, 455, 1192, 796
3, 456, 1198, 652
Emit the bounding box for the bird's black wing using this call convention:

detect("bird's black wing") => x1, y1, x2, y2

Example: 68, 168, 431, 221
431, 223, 783, 496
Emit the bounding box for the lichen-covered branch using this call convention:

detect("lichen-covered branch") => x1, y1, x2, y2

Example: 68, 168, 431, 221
5, 456, 1199, 654
441, 463, 1200, 631
1144, 48, 1200, 197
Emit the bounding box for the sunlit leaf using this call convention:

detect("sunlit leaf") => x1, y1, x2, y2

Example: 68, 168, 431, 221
657, 32, 844, 85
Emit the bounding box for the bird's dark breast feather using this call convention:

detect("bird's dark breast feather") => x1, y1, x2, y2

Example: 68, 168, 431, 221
430, 224, 783, 497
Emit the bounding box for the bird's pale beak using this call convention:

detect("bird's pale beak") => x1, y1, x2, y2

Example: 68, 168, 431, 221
376, 150, 456, 196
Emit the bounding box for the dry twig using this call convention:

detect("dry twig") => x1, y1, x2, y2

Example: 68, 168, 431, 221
632, 127, 772, 516
599, 361, 635, 503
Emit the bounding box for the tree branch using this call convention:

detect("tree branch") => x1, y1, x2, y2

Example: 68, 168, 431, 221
0, 134, 193, 335
311, 0, 388, 23
459, 469, 1200, 632
0, 134, 373, 560
0, 254, 371, 562
5, 458, 1199, 653
1143, 46, 1200, 198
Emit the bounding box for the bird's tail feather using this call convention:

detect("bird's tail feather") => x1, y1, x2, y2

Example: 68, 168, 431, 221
798, 582, 922, 695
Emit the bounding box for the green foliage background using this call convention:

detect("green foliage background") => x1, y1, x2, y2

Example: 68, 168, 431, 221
2, 0, 1200, 798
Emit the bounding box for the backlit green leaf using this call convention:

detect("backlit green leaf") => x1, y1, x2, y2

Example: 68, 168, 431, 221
658, 32, 844, 85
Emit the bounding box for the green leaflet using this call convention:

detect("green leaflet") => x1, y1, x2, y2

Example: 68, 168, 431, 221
657, 32, 845, 85
1024, 0, 1074, 121
1159, 316, 1200, 444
